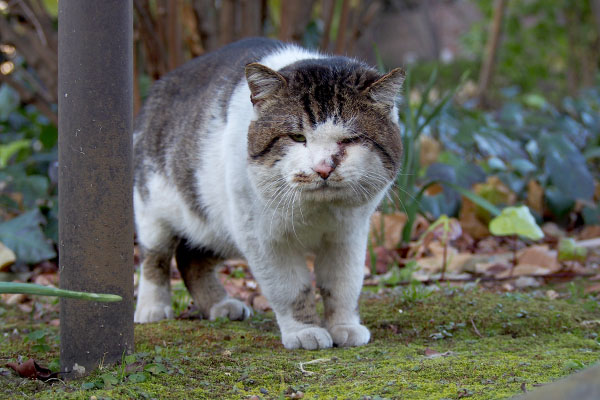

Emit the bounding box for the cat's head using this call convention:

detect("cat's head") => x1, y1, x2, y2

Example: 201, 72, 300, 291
245, 58, 404, 206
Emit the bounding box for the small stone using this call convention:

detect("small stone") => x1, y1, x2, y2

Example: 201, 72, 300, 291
514, 276, 541, 289
290, 391, 304, 399
260, 388, 268, 395
546, 290, 560, 300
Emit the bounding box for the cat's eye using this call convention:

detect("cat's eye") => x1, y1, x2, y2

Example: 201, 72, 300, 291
289, 134, 307, 143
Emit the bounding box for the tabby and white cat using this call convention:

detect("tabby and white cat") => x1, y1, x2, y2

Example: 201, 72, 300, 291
133, 38, 403, 350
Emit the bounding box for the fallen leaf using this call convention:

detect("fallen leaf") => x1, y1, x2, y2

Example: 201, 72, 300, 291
365, 246, 400, 274
526, 179, 544, 216
459, 198, 490, 239
578, 225, 600, 240
424, 348, 441, 357
6, 359, 59, 381
515, 245, 560, 274
369, 212, 406, 250
419, 136, 441, 168
584, 283, 600, 294
251, 295, 271, 312
0, 241, 16, 272
489, 206, 544, 241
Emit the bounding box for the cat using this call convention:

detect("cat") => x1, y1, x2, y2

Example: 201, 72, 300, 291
133, 37, 404, 350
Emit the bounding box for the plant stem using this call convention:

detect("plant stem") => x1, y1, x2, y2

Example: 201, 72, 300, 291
0, 282, 122, 302
441, 239, 447, 281
510, 235, 517, 277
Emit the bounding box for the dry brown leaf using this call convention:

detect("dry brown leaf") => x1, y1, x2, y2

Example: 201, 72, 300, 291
251, 295, 271, 312
0, 242, 16, 272
416, 244, 474, 274
541, 222, 565, 239
459, 198, 490, 239
425, 183, 444, 196
365, 246, 400, 274
6, 359, 59, 381
578, 225, 600, 240
526, 179, 544, 216
584, 283, 600, 294
419, 136, 441, 168
369, 212, 406, 249
517, 245, 560, 272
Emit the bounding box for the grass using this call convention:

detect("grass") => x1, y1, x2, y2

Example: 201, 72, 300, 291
1, 283, 599, 399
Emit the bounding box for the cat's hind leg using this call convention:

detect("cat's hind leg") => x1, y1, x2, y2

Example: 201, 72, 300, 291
175, 240, 252, 321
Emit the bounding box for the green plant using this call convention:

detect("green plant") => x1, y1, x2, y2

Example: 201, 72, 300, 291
392, 69, 464, 244
489, 205, 544, 276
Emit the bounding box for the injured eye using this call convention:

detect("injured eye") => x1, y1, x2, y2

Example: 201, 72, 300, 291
338, 136, 362, 145
289, 134, 307, 143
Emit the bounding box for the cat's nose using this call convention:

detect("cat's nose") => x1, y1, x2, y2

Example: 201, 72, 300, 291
313, 160, 335, 180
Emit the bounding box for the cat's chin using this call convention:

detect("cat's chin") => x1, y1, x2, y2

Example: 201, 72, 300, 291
301, 183, 372, 205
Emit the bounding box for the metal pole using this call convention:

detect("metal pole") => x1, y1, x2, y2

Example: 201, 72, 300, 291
58, 1, 134, 375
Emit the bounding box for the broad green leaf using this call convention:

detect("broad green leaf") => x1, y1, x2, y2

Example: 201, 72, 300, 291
541, 134, 594, 201
144, 363, 168, 375
489, 206, 543, 240
0, 209, 56, 264
557, 238, 587, 263
101, 373, 119, 389
0, 85, 19, 120
128, 372, 148, 383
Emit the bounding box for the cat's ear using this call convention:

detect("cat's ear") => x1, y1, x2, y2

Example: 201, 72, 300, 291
245, 63, 287, 105
364, 68, 405, 107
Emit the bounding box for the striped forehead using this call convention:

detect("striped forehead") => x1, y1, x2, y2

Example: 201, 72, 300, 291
281, 60, 378, 127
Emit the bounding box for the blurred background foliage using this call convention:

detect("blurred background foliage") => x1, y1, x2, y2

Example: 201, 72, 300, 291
0, 0, 598, 268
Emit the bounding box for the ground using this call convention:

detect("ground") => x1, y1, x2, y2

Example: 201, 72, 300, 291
1, 281, 599, 400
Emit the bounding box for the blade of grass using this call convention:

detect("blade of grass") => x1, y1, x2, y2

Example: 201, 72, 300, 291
445, 182, 502, 216
0, 282, 123, 302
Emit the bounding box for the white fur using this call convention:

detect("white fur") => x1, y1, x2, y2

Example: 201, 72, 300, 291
135, 44, 397, 348
134, 277, 172, 323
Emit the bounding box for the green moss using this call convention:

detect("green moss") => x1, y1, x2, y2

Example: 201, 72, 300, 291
1, 286, 599, 399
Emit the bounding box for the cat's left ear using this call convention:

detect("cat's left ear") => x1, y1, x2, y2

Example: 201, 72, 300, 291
245, 63, 288, 105
364, 68, 405, 107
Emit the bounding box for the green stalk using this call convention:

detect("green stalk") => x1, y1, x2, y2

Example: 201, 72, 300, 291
0, 282, 122, 302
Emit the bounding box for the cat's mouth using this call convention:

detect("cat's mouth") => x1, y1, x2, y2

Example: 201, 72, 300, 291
305, 181, 344, 192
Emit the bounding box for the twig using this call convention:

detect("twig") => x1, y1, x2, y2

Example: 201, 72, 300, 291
334, 0, 350, 54
15, 0, 47, 45
470, 317, 483, 338
298, 358, 331, 376
319, 0, 336, 50
477, 0, 508, 106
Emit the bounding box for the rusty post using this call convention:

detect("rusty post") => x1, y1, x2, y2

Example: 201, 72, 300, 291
58, 0, 134, 375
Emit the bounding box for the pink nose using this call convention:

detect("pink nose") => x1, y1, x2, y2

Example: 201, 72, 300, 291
313, 160, 335, 180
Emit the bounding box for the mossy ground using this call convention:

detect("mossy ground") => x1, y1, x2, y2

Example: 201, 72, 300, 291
1, 282, 599, 400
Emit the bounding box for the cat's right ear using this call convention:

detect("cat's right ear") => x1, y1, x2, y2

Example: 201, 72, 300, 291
245, 63, 287, 105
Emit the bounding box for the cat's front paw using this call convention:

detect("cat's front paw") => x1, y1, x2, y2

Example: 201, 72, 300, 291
209, 298, 253, 321
282, 327, 333, 350
134, 303, 173, 323
328, 324, 370, 347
